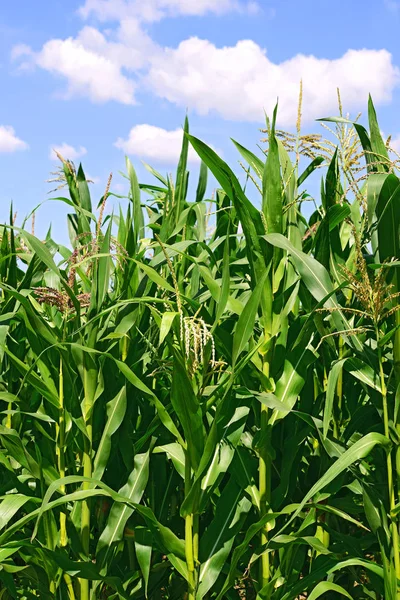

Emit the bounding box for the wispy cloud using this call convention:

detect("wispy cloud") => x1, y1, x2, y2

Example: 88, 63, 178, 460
384, 0, 400, 12
49, 143, 87, 161
78, 0, 261, 22
0, 125, 28, 153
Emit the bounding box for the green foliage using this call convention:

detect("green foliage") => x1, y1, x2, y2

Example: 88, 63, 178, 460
0, 99, 400, 600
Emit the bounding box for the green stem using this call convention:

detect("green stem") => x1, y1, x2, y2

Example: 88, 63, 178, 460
393, 311, 400, 505
80, 367, 93, 600
378, 337, 400, 594
6, 402, 11, 429
185, 451, 195, 600
127, 539, 136, 571
259, 403, 271, 590
193, 514, 199, 568
336, 336, 344, 437
58, 357, 67, 547
64, 574, 76, 600
121, 335, 128, 362
394, 293, 400, 384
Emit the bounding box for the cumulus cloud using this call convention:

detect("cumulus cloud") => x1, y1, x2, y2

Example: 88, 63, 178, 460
146, 40, 400, 124
0, 125, 28, 153
49, 143, 87, 161
114, 124, 201, 163
11, 15, 158, 105
11, 0, 400, 125
77, 22, 156, 70
15, 36, 136, 104
79, 0, 260, 22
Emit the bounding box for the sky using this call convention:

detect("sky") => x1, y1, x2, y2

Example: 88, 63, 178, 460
0, 0, 400, 242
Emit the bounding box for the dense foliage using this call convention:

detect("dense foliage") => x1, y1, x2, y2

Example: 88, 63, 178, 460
1, 95, 400, 600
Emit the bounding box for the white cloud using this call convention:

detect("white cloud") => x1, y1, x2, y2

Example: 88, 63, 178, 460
113, 182, 126, 192
11, 1, 399, 125
49, 143, 87, 161
384, 0, 400, 12
11, 17, 157, 104
77, 22, 156, 70
16, 36, 136, 104
79, 0, 260, 22
0, 125, 28, 153
10, 44, 35, 71
11, 44, 32, 60
146, 40, 399, 125
114, 124, 201, 163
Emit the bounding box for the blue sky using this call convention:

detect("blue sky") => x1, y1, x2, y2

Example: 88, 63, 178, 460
1, 0, 400, 242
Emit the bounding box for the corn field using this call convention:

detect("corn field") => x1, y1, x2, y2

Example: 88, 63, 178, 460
1, 94, 400, 600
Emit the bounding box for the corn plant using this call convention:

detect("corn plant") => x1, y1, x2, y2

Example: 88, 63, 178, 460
0, 97, 399, 600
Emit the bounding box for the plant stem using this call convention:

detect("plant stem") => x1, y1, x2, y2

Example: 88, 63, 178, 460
58, 357, 67, 547
127, 539, 136, 571
6, 402, 11, 429
258, 334, 273, 593
259, 403, 271, 590
79, 366, 93, 600
394, 294, 400, 384
122, 335, 128, 362
393, 310, 400, 506
193, 514, 199, 568
336, 335, 344, 436
79, 421, 92, 600
64, 574, 76, 600
185, 451, 195, 600
378, 337, 400, 593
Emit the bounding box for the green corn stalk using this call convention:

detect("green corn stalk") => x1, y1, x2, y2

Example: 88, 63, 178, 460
0, 98, 400, 600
